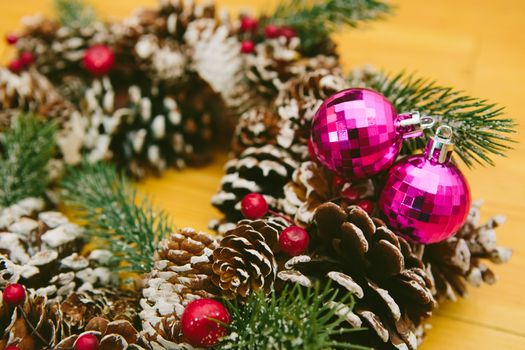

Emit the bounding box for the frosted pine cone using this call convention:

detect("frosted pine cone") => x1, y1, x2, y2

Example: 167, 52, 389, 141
81, 77, 214, 178
56, 317, 148, 350
279, 203, 436, 350
232, 107, 282, 156
423, 200, 512, 301
140, 228, 219, 348
0, 197, 117, 300
211, 218, 287, 298
273, 69, 348, 160
211, 145, 298, 234
244, 37, 340, 102
281, 161, 375, 227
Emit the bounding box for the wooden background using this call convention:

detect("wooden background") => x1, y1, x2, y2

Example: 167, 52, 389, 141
1, 1, 524, 348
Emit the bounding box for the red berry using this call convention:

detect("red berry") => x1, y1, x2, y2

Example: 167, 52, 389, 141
264, 24, 280, 39
280, 26, 296, 40
240, 16, 258, 32
83, 45, 115, 76
279, 226, 310, 256
3, 284, 26, 305
19, 52, 34, 66
5, 346, 21, 350
241, 193, 268, 219
341, 187, 360, 202
356, 199, 374, 215
74, 333, 99, 350
240, 40, 255, 54
8, 59, 24, 74
5, 33, 18, 45
181, 298, 231, 348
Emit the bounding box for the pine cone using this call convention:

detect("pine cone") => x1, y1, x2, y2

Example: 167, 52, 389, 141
0, 68, 85, 165
15, 15, 113, 91
0, 197, 117, 300
273, 69, 348, 160
244, 37, 340, 102
281, 161, 375, 227
211, 218, 287, 298
231, 107, 282, 156
211, 145, 299, 234
0, 289, 63, 350
423, 200, 512, 301
81, 77, 214, 178
279, 203, 436, 350
140, 228, 219, 348
56, 317, 148, 350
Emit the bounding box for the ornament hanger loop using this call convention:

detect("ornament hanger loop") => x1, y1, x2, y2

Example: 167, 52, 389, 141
397, 111, 435, 139
425, 125, 454, 164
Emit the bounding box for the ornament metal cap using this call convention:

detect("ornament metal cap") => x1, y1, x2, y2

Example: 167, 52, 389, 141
396, 111, 435, 139
425, 125, 454, 164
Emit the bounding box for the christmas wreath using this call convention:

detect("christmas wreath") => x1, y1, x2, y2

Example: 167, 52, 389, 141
0, 1, 515, 349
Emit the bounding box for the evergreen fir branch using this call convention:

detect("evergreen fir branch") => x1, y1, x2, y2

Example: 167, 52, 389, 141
349, 69, 516, 167
219, 283, 369, 350
61, 162, 171, 273
268, 0, 392, 54
55, 0, 96, 28
0, 114, 57, 207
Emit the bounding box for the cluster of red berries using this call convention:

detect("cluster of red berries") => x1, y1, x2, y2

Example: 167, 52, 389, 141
4, 32, 114, 77
241, 193, 310, 256
2, 283, 100, 350
5, 33, 34, 74
239, 15, 297, 54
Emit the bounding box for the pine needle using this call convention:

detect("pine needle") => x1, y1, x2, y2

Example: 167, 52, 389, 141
61, 162, 171, 273
219, 283, 369, 350
0, 114, 57, 207
269, 0, 392, 55
55, 0, 96, 28
349, 69, 517, 167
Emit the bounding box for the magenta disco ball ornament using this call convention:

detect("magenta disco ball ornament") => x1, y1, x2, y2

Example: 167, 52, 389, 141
310, 88, 434, 179
379, 126, 471, 244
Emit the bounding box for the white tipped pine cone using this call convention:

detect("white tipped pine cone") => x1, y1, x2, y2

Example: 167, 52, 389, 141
140, 228, 219, 348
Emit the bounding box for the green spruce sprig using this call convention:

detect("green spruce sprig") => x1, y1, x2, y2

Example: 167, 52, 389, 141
61, 162, 171, 273
349, 69, 516, 167
268, 0, 392, 55
0, 115, 57, 207
54, 0, 96, 28
219, 283, 369, 350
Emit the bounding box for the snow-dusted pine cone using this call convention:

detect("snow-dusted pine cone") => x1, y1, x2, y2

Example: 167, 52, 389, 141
273, 69, 348, 160
211, 145, 299, 234
423, 200, 512, 301
56, 317, 148, 350
0, 287, 140, 350
279, 203, 436, 350
211, 218, 288, 299
244, 37, 340, 102
0, 198, 117, 301
140, 228, 219, 348
15, 15, 113, 93
281, 161, 375, 227
81, 77, 214, 178
231, 107, 282, 156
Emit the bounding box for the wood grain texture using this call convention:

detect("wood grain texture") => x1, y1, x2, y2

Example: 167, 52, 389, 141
1, 0, 524, 348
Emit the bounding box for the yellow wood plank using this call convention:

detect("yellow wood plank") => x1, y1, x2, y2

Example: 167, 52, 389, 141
1, 0, 525, 349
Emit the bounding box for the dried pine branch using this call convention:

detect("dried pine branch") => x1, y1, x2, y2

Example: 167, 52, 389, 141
61, 162, 171, 273
349, 69, 516, 167
219, 283, 368, 350
268, 0, 392, 54
0, 114, 57, 207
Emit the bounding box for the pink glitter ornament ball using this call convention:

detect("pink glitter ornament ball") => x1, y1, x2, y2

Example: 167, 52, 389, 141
311, 88, 434, 179
379, 126, 471, 244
